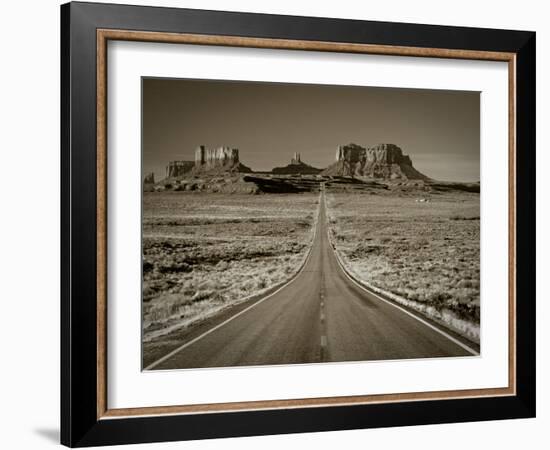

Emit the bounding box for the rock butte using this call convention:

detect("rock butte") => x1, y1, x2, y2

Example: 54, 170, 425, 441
158, 143, 429, 182
323, 143, 429, 180
148, 143, 480, 194
192, 145, 252, 174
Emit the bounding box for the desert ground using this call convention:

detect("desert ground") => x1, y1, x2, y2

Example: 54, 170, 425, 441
143, 184, 480, 364
325, 189, 480, 341
142, 192, 318, 345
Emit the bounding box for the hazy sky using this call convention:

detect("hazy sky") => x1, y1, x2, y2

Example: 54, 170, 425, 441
143, 78, 480, 182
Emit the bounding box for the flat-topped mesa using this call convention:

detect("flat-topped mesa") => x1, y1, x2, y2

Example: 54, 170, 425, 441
166, 161, 194, 178
326, 143, 429, 180
192, 145, 252, 174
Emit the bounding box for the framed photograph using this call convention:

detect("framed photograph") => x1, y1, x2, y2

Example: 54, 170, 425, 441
61, 2, 536, 447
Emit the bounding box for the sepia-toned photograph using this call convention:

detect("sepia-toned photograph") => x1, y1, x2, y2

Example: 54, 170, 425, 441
141, 78, 481, 370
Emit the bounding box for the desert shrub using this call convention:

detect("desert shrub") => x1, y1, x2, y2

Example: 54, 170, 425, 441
143, 261, 154, 273
192, 290, 214, 302
216, 260, 229, 271
158, 261, 192, 274
450, 215, 480, 221
457, 279, 473, 288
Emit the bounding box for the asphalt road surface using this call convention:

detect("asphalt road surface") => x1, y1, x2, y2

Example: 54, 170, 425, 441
148, 189, 476, 370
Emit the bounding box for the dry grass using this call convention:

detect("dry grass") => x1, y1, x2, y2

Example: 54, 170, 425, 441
326, 191, 480, 336
142, 192, 318, 341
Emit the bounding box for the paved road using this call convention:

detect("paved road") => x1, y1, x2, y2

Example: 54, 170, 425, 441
149, 189, 475, 370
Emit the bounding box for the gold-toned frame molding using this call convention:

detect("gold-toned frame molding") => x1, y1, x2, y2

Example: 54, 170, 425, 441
96, 29, 517, 420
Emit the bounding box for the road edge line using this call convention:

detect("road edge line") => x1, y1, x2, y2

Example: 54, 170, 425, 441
323, 192, 480, 357
144, 191, 323, 370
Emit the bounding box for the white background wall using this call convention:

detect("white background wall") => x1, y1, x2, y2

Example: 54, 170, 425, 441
0, 0, 546, 448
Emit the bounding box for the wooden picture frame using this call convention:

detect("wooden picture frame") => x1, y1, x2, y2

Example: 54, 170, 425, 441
61, 2, 535, 447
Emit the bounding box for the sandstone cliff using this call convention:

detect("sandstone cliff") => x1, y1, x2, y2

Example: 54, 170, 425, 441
272, 152, 322, 175
192, 145, 252, 174
166, 161, 194, 178
323, 143, 429, 180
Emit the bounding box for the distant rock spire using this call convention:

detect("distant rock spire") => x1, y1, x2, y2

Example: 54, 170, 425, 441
272, 152, 321, 175
143, 172, 155, 184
